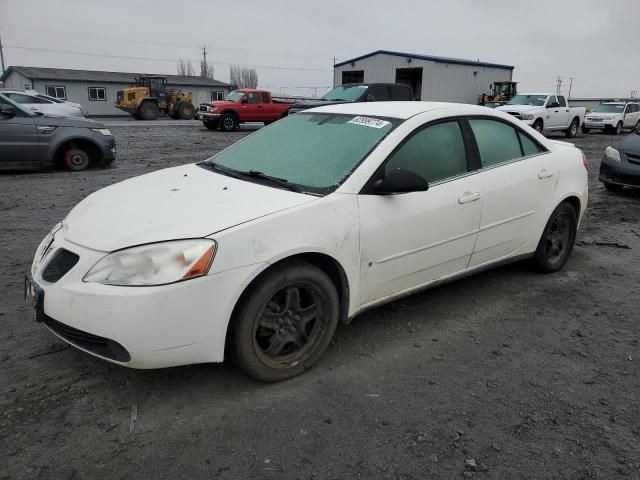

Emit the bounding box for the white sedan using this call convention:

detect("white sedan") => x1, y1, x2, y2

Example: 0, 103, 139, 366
1, 89, 85, 117
26, 102, 588, 381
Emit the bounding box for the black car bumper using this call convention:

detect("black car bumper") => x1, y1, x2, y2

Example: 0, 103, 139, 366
97, 138, 116, 165
599, 157, 640, 187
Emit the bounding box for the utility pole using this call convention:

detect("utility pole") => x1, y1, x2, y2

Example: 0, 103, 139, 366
0, 31, 6, 75
332, 56, 336, 88
556, 76, 563, 94
201, 45, 208, 77
631, 90, 637, 99
568, 77, 574, 100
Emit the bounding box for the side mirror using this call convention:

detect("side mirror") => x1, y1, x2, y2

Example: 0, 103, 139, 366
0, 103, 16, 117
373, 169, 429, 195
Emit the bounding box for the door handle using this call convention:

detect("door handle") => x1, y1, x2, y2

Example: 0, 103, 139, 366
538, 169, 554, 179
458, 191, 481, 204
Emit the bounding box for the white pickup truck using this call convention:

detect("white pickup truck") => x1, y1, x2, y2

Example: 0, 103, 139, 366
496, 93, 586, 138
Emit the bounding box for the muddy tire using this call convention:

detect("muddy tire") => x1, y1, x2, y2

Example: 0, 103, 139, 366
138, 102, 159, 121
565, 119, 579, 138
177, 102, 195, 120
533, 119, 543, 133
533, 202, 577, 273
614, 121, 623, 135
228, 261, 339, 382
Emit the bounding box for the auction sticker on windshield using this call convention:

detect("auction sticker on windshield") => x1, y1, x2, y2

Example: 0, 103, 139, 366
348, 116, 391, 129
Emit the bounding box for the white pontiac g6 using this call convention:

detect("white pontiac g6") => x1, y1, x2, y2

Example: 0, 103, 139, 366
26, 102, 589, 381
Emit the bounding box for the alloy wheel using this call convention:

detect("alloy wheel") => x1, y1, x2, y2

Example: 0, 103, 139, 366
544, 211, 572, 266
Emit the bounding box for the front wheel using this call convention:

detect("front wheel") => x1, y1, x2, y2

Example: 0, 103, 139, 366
177, 102, 195, 120
533, 120, 543, 133
64, 146, 91, 171
228, 261, 340, 382
532, 202, 577, 273
565, 119, 579, 138
219, 112, 238, 132
614, 122, 623, 135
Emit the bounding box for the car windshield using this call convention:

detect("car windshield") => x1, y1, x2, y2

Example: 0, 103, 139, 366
507, 95, 548, 106
202, 112, 400, 194
225, 91, 244, 102
0, 92, 36, 116
593, 104, 625, 113
322, 85, 368, 102
37, 93, 64, 103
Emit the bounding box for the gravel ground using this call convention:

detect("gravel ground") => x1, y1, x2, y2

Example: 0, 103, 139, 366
1, 120, 639, 480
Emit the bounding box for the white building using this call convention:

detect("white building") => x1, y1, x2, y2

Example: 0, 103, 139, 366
0, 66, 233, 116
333, 50, 514, 104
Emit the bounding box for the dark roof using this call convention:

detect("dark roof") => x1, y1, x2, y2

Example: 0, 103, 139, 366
0, 66, 232, 87
334, 50, 514, 70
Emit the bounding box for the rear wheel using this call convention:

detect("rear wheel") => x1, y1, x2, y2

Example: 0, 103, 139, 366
220, 112, 238, 132
138, 102, 159, 120
533, 119, 543, 133
228, 261, 339, 382
177, 102, 195, 120
533, 202, 577, 273
64, 146, 91, 171
604, 182, 624, 192
581, 125, 590, 134
565, 119, 579, 138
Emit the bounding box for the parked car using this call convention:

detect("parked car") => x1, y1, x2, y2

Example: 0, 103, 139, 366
496, 93, 586, 137
0, 93, 115, 171
582, 101, 640, 135
26, 102, 588, 381
199, 89, 293, 132
287, 83, 414, 115
0, 89, 85, 117
599, 129, 640, 191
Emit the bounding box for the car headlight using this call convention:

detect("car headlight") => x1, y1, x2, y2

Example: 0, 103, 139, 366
604, 146, 621, 163
520, 113, 534, 120
91, 128, 113, 136
208, 106, 217, 112
83, 239, 217, 286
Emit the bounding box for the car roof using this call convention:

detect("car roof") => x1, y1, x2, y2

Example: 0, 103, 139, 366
0, 89, 38, 95
601, 101, 632, 105
306, 101, 496, 120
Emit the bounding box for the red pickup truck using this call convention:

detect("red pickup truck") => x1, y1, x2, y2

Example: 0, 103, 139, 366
199, 89, 293, 132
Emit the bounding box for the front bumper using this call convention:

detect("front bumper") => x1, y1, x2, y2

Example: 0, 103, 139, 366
29, 231, 265, 368
584, 120, 613, 130
201, 113, 221, 122
97, 138, 116, 164
599, 156, 640, 187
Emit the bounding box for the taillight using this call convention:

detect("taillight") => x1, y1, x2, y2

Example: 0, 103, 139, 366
580, 150, 589, 171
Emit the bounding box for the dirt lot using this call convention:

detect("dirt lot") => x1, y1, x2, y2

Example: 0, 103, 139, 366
1, 119, 639, 480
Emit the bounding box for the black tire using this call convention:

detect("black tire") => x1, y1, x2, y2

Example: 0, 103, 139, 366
228, 261, 340, 382
614, 121, 623, 135
219, 112, 238, 132
565, 119, 579, 138
533, 119, 543, 133
177, 102, 195, 120
581, 125, 590, 134
604, 182, 624, 192
533, 202, 577, 273
264, 121, 273, 126
203, 120, 219, 131
138, 102, 159, 120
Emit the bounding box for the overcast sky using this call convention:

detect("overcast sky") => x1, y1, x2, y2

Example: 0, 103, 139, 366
1, 0, 638, 98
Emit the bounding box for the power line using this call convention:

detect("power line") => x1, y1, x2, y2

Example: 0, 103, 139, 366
4, 45, 333, 72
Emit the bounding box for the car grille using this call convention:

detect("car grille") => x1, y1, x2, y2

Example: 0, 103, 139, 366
41, 249, 79, 283
44, 316, 131, 362
588, 117, 603, 122
199, 105, 208, 112
626, 153, 640, 165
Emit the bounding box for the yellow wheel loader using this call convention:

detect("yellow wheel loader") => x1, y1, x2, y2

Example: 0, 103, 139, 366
479, 81, 518, 107
115, 75, 195, 120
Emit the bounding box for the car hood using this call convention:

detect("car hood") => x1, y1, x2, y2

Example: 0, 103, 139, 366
615, 132, 640, 155
208, 100, 238, 108
496, 104, 541, 113
63, 163, 317, 252
33, 114, 104, 128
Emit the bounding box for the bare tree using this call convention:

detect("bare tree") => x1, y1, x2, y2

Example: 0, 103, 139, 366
230, 65, 258, 89
177, 58, 195, 76
200, 61, 215, 79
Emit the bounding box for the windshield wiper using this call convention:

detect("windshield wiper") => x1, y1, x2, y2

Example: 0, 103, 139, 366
199, 161, 242, 178
238, 170, 302, 193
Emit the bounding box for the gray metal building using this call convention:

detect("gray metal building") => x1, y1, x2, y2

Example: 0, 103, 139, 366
333, 50, 514, 104
0, 66, 233, 116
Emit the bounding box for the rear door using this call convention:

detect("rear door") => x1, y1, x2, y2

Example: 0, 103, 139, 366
467, 118, 556, 267
259, 91, 278, 121
0, 97, 41, 169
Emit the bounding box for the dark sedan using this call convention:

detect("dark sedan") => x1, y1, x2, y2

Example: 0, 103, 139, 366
600, 129, 640, 191
0, 93, 115, 171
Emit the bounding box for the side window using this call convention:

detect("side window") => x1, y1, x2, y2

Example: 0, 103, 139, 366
469, 119, 523, 167
558, 96, 567, 107
518, 131, 545, 156
546, 95, 558, 107
261, 92, 270, 103
245, 92, 260, 104
367, 85, 390, 101
5, 93, 35, 104
392, 86, 412, 101
384, 121, 468, 184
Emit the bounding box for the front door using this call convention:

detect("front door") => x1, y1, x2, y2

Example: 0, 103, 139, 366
623, 104, 640, 128
545, 95, 563, 128
239, 91, 263, 121
0, 98, 41, 169
358, 119, 483, 306
467, 118, 557, 267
